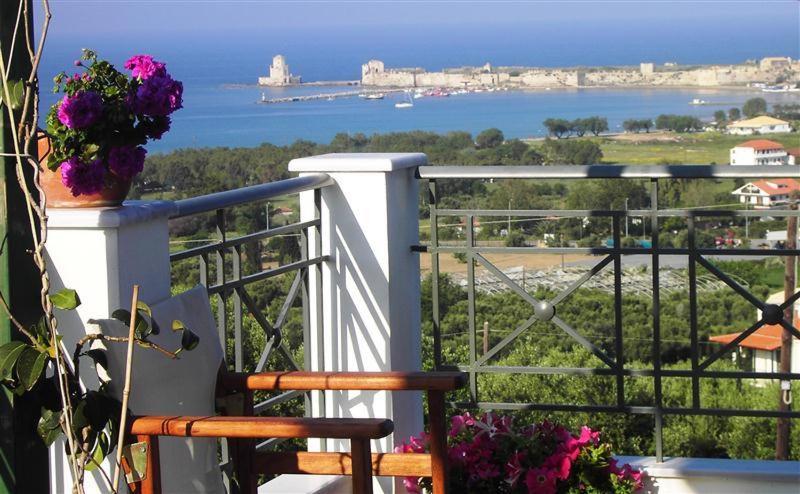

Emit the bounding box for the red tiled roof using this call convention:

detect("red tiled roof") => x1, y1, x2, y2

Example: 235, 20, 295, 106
735, 139, 785, 151
709, 314, 800, 351
709, 324, 785, 351
750, 178, 800, 196
787, 147, 800, 157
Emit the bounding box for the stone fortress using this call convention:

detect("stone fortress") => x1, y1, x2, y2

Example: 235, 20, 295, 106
258, 55, 302, 86
361, 57, 800, 88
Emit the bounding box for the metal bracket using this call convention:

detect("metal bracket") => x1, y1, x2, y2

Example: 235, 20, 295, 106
122, 441, 148, 484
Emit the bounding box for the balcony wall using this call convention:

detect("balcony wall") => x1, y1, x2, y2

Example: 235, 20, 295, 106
44, 154, 799, 494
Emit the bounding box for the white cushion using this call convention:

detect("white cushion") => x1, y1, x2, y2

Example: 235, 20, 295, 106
90, 285, 225, 494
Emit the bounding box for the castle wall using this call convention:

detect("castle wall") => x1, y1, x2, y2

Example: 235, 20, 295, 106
360, 58, 799, 88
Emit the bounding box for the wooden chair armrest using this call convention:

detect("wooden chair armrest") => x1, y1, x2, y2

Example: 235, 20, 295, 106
220, 371, 467, 392
254, 451, 433, 477
129, 415, 393, 440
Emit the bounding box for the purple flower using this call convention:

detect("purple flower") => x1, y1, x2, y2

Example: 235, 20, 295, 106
60, 157, 105, 196
124, 55, 166, 80
57, 91, 103, 129
129, 74, 183, 117
108, 145, 146, 180
146, 115, 171, 140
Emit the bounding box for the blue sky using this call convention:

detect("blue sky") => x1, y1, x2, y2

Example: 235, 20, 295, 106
36, 1, 800, 81
43, 1, 800, 34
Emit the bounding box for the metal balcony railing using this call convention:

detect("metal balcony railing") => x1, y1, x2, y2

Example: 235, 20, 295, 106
166, 174, 332, 485
416, 164, 799, 462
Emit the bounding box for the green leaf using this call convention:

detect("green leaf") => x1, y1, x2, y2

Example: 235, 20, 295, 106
86, 431, 110, 471
82, 143, 100, 162
111, 309, 151, 338
9, 80, 24, 110
37, 408, 63, 447
181, 329, 200, 351
50, 288, 81, 310
16, 347, 48, 390
0, 341, 26, 380
1, 80, 25, 110
33, 317, 49, 341
136, 302, 159, 335
83, 349, 108, 371
71, 400, 89, 436
135, 301, 151, 318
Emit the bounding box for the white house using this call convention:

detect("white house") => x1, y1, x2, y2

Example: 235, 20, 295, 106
726, 116, 792, 135
731, 178, 800, 208
788, 147, 800, 165
729, 139, 791, 166
709, 292, 800, 376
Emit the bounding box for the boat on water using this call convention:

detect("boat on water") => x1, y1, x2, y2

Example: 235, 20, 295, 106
689, 98, 708, 105
395, 91, 414, 109
364, 93, 385, 100
762, 85, 800, 93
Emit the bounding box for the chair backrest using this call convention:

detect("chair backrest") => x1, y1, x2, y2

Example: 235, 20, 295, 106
90, 285, 225, 494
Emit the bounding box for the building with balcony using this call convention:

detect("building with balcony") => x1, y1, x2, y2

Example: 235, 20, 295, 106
731, 178, 800, 208
729, 139, 791, 166
39, 158, 799, 494
726, 116, 792, 135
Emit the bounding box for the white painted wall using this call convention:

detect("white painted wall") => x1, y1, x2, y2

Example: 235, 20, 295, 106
45, 201, 176, 493
728, 123, 792, 135
730, 147, 789, 166
289, 153, 426, 494
618, 456, 800, 494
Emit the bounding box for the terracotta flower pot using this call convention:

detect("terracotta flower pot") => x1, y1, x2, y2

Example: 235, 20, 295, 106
37, 133, 131, 208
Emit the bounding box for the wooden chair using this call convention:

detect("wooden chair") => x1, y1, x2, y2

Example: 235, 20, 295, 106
102, 287, 466, 493
127, 415, 393, 494
218, 370, 466, 494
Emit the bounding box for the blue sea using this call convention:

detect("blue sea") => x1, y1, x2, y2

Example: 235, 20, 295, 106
37, 21, 800, 154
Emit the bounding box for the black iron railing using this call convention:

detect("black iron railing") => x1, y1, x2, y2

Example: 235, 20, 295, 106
416, 164, 799, 461
167, 174, 331, 485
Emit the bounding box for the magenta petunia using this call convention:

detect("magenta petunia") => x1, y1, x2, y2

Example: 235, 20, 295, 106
108, 145, 146, 180
57, 91, 103, 129
525, 467, 558, 494
129, 74, 183, 117
60, 157, 105, 196
124, 55, 166, 80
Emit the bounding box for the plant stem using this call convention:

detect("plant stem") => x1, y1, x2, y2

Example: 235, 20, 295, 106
112, 285, 139, 493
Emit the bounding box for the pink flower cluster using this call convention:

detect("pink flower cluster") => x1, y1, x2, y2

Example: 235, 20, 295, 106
124, 55, 166, 80
396, 413, 644, 494
57, 90, 103, 129
125, 55, 183, 118
50, 52, 182, 196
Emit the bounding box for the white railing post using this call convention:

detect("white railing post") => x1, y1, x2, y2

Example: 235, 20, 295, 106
291, 153, 426, 493
44, 201, 175, 494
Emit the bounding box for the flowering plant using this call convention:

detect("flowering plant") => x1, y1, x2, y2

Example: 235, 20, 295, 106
396, 413, 644, 494
45, 49, 182, 196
